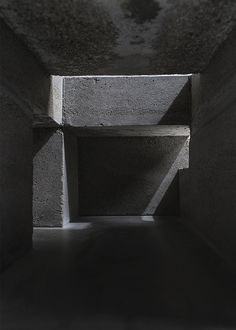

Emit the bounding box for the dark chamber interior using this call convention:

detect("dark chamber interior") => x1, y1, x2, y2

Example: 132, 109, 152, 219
77, 136, 186, 217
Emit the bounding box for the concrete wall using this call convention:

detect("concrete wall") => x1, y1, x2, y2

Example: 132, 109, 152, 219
33, 129, 66, 227
63, 75, 190, 127
0, 88, 32, 271
78, 136, 188, 217
33, 128, 79, 227
0, 18, 49, 271
180, 27, 236, 266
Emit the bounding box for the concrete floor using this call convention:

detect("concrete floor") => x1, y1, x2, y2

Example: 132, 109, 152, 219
1, 217, 236, 330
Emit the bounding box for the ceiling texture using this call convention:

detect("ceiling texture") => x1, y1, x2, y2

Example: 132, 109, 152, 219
0, 0, 236, 75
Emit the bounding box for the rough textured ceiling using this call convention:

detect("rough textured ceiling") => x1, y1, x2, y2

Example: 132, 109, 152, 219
0, 0, 236, 75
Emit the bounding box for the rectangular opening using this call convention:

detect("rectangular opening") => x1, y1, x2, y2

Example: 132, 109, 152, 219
64, 127, 189, 222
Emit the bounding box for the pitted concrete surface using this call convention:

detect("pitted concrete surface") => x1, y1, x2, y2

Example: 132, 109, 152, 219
0, 0, 235, 75
33, 129, 64, 227
63, 75, 190, 127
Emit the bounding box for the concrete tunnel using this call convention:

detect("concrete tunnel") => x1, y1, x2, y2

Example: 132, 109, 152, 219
1, 1, 236, 329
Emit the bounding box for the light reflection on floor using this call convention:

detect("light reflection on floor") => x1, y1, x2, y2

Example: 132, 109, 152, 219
1, 217, 236, 330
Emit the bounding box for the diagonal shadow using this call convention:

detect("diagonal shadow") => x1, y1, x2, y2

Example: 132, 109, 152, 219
159, 81, 191, 125
143, 137, 189, 216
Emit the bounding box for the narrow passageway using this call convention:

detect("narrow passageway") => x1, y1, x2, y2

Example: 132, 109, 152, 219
1, 217, 236, 330
1, 2, 236, 330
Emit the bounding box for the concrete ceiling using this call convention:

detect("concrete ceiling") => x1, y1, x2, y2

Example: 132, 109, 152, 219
0, 0, 236, 75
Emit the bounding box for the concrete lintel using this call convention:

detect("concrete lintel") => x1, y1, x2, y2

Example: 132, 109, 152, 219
63, 75, 191, 127
67, 125, 190, 137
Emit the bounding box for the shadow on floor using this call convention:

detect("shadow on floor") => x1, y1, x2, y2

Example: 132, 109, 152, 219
1, 217, 236, 329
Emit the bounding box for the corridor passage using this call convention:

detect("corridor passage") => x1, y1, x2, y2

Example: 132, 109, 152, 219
1, 217, 236, 330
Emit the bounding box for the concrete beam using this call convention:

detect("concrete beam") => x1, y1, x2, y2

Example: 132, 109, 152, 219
67, 125, 190, 137
63, 75, 191, 127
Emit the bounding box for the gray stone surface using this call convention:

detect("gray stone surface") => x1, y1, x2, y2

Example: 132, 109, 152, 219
0, 1, 235, 75
33, 129, 80, 226
180, 27, 236, 267
63, 75, 190, 127
0, 88, 32, 271
33, 129, 65, 227
77, 136, 189, 216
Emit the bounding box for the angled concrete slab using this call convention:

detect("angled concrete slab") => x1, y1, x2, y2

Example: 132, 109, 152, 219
33, 76, 63, 127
